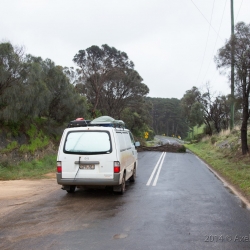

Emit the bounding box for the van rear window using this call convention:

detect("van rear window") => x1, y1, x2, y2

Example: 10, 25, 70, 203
64, 131, 111, 154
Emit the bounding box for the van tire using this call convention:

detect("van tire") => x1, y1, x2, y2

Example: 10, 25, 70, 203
129, 166, 136, 182
113, 173, 126, 195
119, 174, 126, 195
66, 185, 76, 193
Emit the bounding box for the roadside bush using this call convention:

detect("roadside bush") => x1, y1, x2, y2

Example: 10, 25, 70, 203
210, 136, 217, 144
19, 124, 49, 154
177, 145, 186, 153
194, 133, 205, 142
1, 141, 18, 153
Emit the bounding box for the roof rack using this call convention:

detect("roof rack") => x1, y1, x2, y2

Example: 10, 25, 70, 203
67, 116, 125, 129
67, 118, 91, 128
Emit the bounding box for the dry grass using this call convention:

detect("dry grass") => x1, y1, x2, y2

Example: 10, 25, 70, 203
219, 128, 231, 137
201, 135, 210, 142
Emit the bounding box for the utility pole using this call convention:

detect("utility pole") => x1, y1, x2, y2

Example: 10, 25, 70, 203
230, 0, 235, 130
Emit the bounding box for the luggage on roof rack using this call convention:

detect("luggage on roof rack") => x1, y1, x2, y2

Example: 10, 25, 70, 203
91, 116, 125, 128
67, 118, 91, 128
67, 116, 125, 128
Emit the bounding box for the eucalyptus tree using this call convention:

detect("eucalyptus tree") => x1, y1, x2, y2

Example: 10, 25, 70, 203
121, 98, 153, 138
215, 22, 250, 154
181, 86, 231, 136
20, 55, 51, 118
0, 42, 25, 96
73, 44, 134, 117
98, 68, 149, 118
0, 46, 50, 122
43, 60, 87, 122
181, 87, 204, 133
0, 42, 26, 122
198, 89, 226, 135
200, 92, 230, 133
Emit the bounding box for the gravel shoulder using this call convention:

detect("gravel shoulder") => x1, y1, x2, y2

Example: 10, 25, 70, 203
0, 175, 57, 218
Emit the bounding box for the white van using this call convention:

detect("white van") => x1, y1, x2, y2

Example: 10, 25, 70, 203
56, 116, 140, 194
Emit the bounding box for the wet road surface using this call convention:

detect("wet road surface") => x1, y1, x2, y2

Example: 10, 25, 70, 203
1, 151, 250, 249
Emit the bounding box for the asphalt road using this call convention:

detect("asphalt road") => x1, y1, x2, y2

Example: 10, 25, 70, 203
1, 151, 250, 250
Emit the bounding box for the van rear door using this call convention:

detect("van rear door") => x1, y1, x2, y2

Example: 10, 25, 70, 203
59, 129, 116, 180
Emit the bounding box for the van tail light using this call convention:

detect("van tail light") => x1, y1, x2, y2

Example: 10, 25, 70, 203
57, 161, 62, 173
114, 161, 120, 173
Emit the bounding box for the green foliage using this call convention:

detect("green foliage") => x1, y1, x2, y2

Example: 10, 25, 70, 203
99, 69, 149, 117
210, 136, 217, 144
177, 145, 186, 153
26, 124, 37, 138
34, 117, 47, 125
1, 141, 18, 153
0, 42, 25, 97
121, 107, 153, 139
181, 86, 203, 127
73, 44, 148, 120
215, 22, 250, 154
181, 86, 232, 136
186, 124, 205, 140
147, 97, 188, 138
0, 42, 88, 125
4, 121, 21, 137
19, 124, 49, 153
0, 155, 56, 180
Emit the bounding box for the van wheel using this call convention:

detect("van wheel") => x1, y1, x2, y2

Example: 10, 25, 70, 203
130, 166, 136, 182
113, 173, 126, 194
119, 174, 126, 194
66, 185, 76, 193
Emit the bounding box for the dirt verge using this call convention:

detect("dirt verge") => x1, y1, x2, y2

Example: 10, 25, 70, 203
0, 176, 57, 218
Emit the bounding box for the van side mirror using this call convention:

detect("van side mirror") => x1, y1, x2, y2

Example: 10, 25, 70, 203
135, 141, 140, 147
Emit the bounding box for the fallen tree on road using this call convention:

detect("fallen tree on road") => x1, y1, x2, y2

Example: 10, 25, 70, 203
138, 143, 186, 153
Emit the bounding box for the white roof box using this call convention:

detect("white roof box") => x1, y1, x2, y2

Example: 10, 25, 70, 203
90, 116, 125, 128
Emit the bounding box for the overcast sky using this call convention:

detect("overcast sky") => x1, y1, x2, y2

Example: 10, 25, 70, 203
1, 0, 250, 99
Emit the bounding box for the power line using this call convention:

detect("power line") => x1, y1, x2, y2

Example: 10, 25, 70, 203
235, 0, 243, 23
202, 0, 228, 84
195, 0, 215, 86
204, 0, 243, 91
189, 0, 223, 41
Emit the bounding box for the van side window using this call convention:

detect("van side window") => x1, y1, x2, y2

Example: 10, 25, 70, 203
124, 133, 132, 149
117, 132, 126, 151
117, 132, 133, 151
129, 132, 135, 145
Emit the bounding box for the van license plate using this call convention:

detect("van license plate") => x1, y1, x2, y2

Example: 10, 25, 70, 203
79, 164, 95, 170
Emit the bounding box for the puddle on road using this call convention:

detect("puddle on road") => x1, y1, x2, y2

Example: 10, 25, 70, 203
113, 233, 128, 239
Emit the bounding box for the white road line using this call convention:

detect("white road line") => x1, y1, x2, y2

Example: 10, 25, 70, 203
152, 152, 166, 186
146, 152, 165, 186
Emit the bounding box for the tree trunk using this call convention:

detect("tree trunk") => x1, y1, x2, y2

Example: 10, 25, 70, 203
241, 85, 249, 155
175, 124, 178, 136
241, 125, 248, 155
204, 118, 212, 136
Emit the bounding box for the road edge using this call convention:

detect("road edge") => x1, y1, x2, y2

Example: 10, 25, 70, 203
188, 150, 250, 210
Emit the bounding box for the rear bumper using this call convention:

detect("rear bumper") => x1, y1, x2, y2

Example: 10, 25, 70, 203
56, 173, 121, 186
